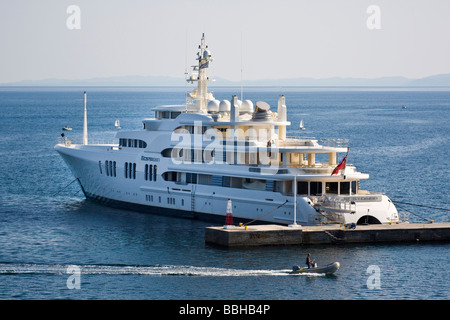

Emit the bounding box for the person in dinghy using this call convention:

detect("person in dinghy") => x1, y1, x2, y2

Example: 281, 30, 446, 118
306, 253, 317, 268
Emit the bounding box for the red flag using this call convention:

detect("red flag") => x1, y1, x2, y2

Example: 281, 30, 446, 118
331, 154, 347, 176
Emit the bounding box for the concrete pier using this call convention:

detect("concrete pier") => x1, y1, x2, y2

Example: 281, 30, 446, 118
205, 222, 450, 247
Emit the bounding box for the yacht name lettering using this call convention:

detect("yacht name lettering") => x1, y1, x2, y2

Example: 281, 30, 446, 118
141, 156, 159, 162
351, 196, 382, 202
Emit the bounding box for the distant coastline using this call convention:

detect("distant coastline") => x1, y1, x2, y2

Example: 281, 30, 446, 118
1, 73, 450, 87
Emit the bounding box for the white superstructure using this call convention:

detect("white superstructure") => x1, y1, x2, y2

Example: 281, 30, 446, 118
55, 34, 399, 226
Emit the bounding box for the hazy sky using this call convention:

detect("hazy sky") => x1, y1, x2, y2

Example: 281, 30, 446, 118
1, 0, 450, 83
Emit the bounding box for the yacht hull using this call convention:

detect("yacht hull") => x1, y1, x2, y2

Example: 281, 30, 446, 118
55, 144, 319, 225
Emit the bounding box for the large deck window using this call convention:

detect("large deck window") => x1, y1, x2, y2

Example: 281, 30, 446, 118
325, 182, 338, 194
310, 182, 322, 196
352, 181, 358, 195
119, 138, 147, 149
297, 181, 308, 195
340, 181, 350, 195
157, 111, 181, 119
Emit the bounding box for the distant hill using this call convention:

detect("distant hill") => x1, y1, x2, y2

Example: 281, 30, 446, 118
2, 74, 450, 87
407, 74, 450, 87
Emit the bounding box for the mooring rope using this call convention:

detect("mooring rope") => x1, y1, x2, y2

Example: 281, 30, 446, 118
52, 178, 78, 196
393, 202, 432, 222
323, 230, 343, 242
391, 200, 450, 212
244, 200, 289, 226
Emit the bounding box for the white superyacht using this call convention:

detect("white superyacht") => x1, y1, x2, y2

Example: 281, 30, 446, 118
55, 34, 399, 226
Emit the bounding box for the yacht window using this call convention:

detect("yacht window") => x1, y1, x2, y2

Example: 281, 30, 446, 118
310, 182, 322, 196
163, 172, 177, 182
171, 112, 181, 119
161, 148, 173, 157
124, 162, 137, 179
297, 181, 308, 195
98, 161, 103, 174
186, 173, 197, 184
265, 180, 274, 192
120, 138, 146, 148
222, 176, 231, 187
144, 164, 155, 181
325, 182, 338, 194
351, 181, 357, 195
340, 182, 350, 195
161, 111, 170, 119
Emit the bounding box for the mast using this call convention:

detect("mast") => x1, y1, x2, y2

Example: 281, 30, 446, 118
187, 33, 214, 112
197, 33, 210, 112
83, 91, 88, 145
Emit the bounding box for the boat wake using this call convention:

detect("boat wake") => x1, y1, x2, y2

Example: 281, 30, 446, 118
0, 263, 324, 277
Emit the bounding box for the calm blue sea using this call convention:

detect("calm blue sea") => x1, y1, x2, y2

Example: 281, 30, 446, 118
0, 86, 449, 301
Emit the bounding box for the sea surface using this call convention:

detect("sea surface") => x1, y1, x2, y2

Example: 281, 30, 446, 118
0, 86, 449, 300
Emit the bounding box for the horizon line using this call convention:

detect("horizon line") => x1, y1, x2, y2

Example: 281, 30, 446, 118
2, 73, 450, 87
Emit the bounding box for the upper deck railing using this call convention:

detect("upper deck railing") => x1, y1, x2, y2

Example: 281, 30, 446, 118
283, 136, 349, 148
57, 138, 117, 147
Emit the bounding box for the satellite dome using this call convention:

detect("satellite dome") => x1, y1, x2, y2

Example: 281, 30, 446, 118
203, 50, 211, 59
219, 100, 231, 112
240, 100, 254, 113
207, 100, 220, 113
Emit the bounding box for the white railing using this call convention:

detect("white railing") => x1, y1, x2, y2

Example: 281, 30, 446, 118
398, 211, 410, 223
311, 195, 357, 213
56, 138, 117, 146
284, 136, 349, 148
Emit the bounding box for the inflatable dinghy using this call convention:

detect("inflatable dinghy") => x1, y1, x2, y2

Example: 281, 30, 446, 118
290, 262, 340, 275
